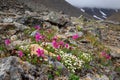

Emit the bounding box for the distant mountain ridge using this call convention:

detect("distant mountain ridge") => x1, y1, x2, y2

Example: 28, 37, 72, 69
78, 8, 120, 20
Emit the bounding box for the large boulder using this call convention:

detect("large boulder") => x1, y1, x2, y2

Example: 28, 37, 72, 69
42, 12, 70, 27
0, 56, 48, 80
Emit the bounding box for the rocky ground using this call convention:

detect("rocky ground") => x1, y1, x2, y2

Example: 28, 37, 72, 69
0, 0, 120, 80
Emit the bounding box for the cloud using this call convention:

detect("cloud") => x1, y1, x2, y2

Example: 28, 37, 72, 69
65, 0, 120, 9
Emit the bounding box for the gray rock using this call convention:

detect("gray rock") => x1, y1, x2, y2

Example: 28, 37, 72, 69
15, 16, 28, 24
65, 32, 83, 37
105, 46, 120, 58
6, 39, 31, 50
6, 40, 23, 50
42, 12, 69, 25
82, 74, 109, 80
7, 30, 16, 35
30, 30, 37, 37
0, 56, 48, 80
0, 56, 23, 80
25, 11, 38, 16
43, 22, 52, 29
10, 35, 18, 41
49, 61, 69, 76
3, 18, 13, 23
52, 61, 66, 69
14, 22, 29, 31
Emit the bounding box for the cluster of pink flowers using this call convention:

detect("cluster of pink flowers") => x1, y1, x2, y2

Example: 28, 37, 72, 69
72, 34, 79, 40
65, 43, 69, 49
5, 39, 11, 45
52, 37, 69, 49
57, 55, 61, 61
52, 40, 60, 49
101, 51, 111, 60
36, 48, 45, 58
18, 51, 23, 57
34, 25, 40, 30
35, 32, 44, 42
52, 36, 58, 41
5, 39, 24, 58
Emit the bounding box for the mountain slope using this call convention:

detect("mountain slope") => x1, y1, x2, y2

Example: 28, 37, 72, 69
107, 12, 120, 22
17, 0, 92, 18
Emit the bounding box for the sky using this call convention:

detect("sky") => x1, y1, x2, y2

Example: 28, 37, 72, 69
65, 0, 120, 9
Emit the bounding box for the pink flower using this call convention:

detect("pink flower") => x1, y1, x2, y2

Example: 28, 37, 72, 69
5, 39, 11, 45
35, 32, 43, 42
101, 51, 111, 60
36, 48, 45, 58
72, 34, 79, 40
52, 40, 65, 49
52, 36, 58, 41
65, 43, 69, 49
52, 40, 60, 49
106, 54, 111, 60
18, 51, 23, 57
34, 25, 40, 30
59, 41, 64, 46
101, 51, 107, 57
57, 55, 61, 61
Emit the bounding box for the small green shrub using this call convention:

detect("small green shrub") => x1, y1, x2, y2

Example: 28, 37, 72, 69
69, 73, 79, 80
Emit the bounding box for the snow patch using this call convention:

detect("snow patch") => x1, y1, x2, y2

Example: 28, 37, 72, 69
93, 15, 103, 20
102, 16, 107, 19
80, 8, 85, 12
100, 10, 106, 16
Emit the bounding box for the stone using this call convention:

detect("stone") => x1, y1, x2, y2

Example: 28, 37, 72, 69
54, 76, 68, 80
43, 22, 52, 29
0, 56, 49, 80
6, 39, 31, 50
69, 28, 76, 32
65, 32, 83, 38
7, 30, 16, 35
11, 40, 23, 46
3, 18, 13, 23
51, 61, 66, 69
106, 46, 120, 58
49, 61, 69, 77
81, 74, 109, 80
16, 16, 28, 24
14, 22, 29, 31
57, 34, 67, 39
10, 35, 18, 41
42, 12, 69, 25
30, 30, 37, 36
0, 56, 24, 80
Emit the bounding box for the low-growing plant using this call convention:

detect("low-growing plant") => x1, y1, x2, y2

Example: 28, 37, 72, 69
69, 73, 79, 80
0, 45, 5, 51
59, 51, 92, 73
0, 18, 116, 80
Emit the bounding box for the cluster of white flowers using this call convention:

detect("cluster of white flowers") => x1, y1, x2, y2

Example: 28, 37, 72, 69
19, 45, 30, 51
60, 53, 84, 73
79, 52, 92, 62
